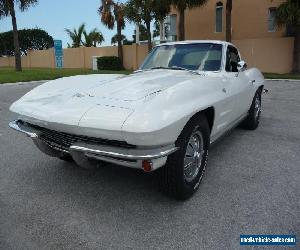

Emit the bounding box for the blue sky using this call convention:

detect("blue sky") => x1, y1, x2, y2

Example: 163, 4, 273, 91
0, 0, 135, 47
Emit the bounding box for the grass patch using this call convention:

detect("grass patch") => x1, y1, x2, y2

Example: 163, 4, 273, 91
264, 72, 300, 80
2, 68, 299, 84
0, 67, 132, 84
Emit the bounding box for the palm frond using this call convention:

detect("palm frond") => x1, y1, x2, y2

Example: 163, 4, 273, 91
276, 0, 300, 26
18, 0, 38, 11
99, 0, 117, 29
65, 23, 86, 48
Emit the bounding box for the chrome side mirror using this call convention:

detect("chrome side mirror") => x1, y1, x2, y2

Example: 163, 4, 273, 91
237, 61, 247, 72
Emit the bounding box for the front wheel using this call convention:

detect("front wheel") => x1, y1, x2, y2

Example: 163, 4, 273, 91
240, 90, 262, 130
158, 114, 210, 200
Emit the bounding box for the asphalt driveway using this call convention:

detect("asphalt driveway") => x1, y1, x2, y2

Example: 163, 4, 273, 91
0, 80, 299, 250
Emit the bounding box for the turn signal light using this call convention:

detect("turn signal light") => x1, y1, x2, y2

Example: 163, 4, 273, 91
142, 160, 153, 172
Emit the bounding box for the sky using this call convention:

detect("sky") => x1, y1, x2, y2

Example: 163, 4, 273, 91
0, 0, 135, 48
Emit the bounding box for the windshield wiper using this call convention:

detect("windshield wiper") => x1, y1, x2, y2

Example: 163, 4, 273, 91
135, 66, 200, 75
150, 66, 186, 71
152, 66, 200, 75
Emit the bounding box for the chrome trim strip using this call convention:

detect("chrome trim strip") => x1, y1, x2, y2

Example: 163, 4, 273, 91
9, 120, 38, 138
210, 112, 248, 145
85, 153, 141, 168
70, 144, 179, 160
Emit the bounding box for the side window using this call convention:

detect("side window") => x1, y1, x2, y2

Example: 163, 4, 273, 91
225, 46, 240, 72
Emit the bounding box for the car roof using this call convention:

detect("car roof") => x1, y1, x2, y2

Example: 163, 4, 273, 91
155, 40, 234, 47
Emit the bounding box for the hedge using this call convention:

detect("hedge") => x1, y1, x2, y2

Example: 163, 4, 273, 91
97, 56, 123, 71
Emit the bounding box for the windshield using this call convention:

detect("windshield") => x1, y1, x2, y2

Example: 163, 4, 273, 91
140, 43, 223, 72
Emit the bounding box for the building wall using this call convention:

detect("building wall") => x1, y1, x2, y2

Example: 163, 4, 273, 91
234, 37, 294, 74
171, 0, 287, 40
0, 45, 150, 71
29, 48, 55, 68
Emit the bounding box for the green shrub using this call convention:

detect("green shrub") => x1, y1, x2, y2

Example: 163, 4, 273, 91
97, 56, 123, 71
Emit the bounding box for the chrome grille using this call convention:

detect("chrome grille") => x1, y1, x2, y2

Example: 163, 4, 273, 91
25, 122, 136, 152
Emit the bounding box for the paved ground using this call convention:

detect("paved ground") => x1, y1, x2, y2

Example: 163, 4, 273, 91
0, 80, 299, 250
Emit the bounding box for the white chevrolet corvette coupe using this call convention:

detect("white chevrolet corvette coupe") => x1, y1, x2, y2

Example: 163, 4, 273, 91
10, 41, 264, 199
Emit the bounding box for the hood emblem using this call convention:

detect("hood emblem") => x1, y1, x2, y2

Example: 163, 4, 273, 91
73, 93, 85, 98
73, 93, 95, 98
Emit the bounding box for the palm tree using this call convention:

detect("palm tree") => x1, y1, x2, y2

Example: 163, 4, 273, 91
83, 28, 104, 47
133, 24, 149, 42
171, 0, 208, 41
125, 0, 154, 52
0, 0, 38, 71
275, 0, 300, 73
153, 0, 171, 42
111, 33, 126, 45
99, 0, 125, 65
65, 23, 85, 48
226, 0, 232, 42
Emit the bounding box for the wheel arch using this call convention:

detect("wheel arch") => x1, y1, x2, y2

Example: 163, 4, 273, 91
187, 107, 215, 133
257, 85, 264, 94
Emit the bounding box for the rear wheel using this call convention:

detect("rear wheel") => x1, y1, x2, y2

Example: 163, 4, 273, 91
240, 90, 262, 130
158, 114, 210, 200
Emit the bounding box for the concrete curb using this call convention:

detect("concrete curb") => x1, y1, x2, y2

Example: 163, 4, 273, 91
265, 79, 300, 82
0, 80, 48, 86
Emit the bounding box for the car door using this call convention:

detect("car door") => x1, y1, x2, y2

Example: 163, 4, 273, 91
227, 45, 254, 117
222, 45, 253, 121
215, 45, 242, 134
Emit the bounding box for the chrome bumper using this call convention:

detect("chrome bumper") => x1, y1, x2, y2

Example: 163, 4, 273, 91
9, 120, 178, 170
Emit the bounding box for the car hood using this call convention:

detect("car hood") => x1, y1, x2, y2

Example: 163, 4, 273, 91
83, 70, 193, 101
10, 71, 195, 129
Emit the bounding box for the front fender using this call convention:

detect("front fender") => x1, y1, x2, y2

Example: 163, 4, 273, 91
121, 78, 220, 146
245, 67, 265, 89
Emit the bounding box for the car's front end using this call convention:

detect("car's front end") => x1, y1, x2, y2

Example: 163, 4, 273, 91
8, 72, 194, 171
9, 119, 178, 171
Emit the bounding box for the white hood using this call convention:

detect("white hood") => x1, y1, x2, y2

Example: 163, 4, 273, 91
10, 71, 194, 129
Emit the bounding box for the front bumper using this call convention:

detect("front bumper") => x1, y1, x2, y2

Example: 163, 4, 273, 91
9, 120, 178, 171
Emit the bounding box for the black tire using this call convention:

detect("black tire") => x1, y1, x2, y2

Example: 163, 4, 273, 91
59, 153, 74, 162
157, 114, 210, 200
240, 90, 262, 130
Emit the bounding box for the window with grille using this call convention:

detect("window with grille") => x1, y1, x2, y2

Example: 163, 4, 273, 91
268, 8, 277, 32
216, 2, 223, 33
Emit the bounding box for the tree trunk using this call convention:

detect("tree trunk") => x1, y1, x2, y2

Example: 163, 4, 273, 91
292, 25, 300, 73
226, 0, 232, 42
159, 20, 164, 42
178, 8, 185, 41
146, 21, 152, 52
116, 22, 123, 67
135, 23, 140, 44
9, 0, 22, 71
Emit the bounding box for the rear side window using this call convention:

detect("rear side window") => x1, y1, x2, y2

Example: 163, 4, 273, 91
225, 46, 240, 72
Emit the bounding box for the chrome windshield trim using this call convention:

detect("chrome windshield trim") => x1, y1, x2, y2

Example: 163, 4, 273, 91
134, 67, 200, 75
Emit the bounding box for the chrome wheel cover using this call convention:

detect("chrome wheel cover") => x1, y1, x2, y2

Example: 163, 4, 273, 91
184, 130, 204, 183
254, 95, 261, 120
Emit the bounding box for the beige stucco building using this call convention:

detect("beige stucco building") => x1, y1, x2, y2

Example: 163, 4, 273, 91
167, 0, 294, 74
169, 0, 287, 41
